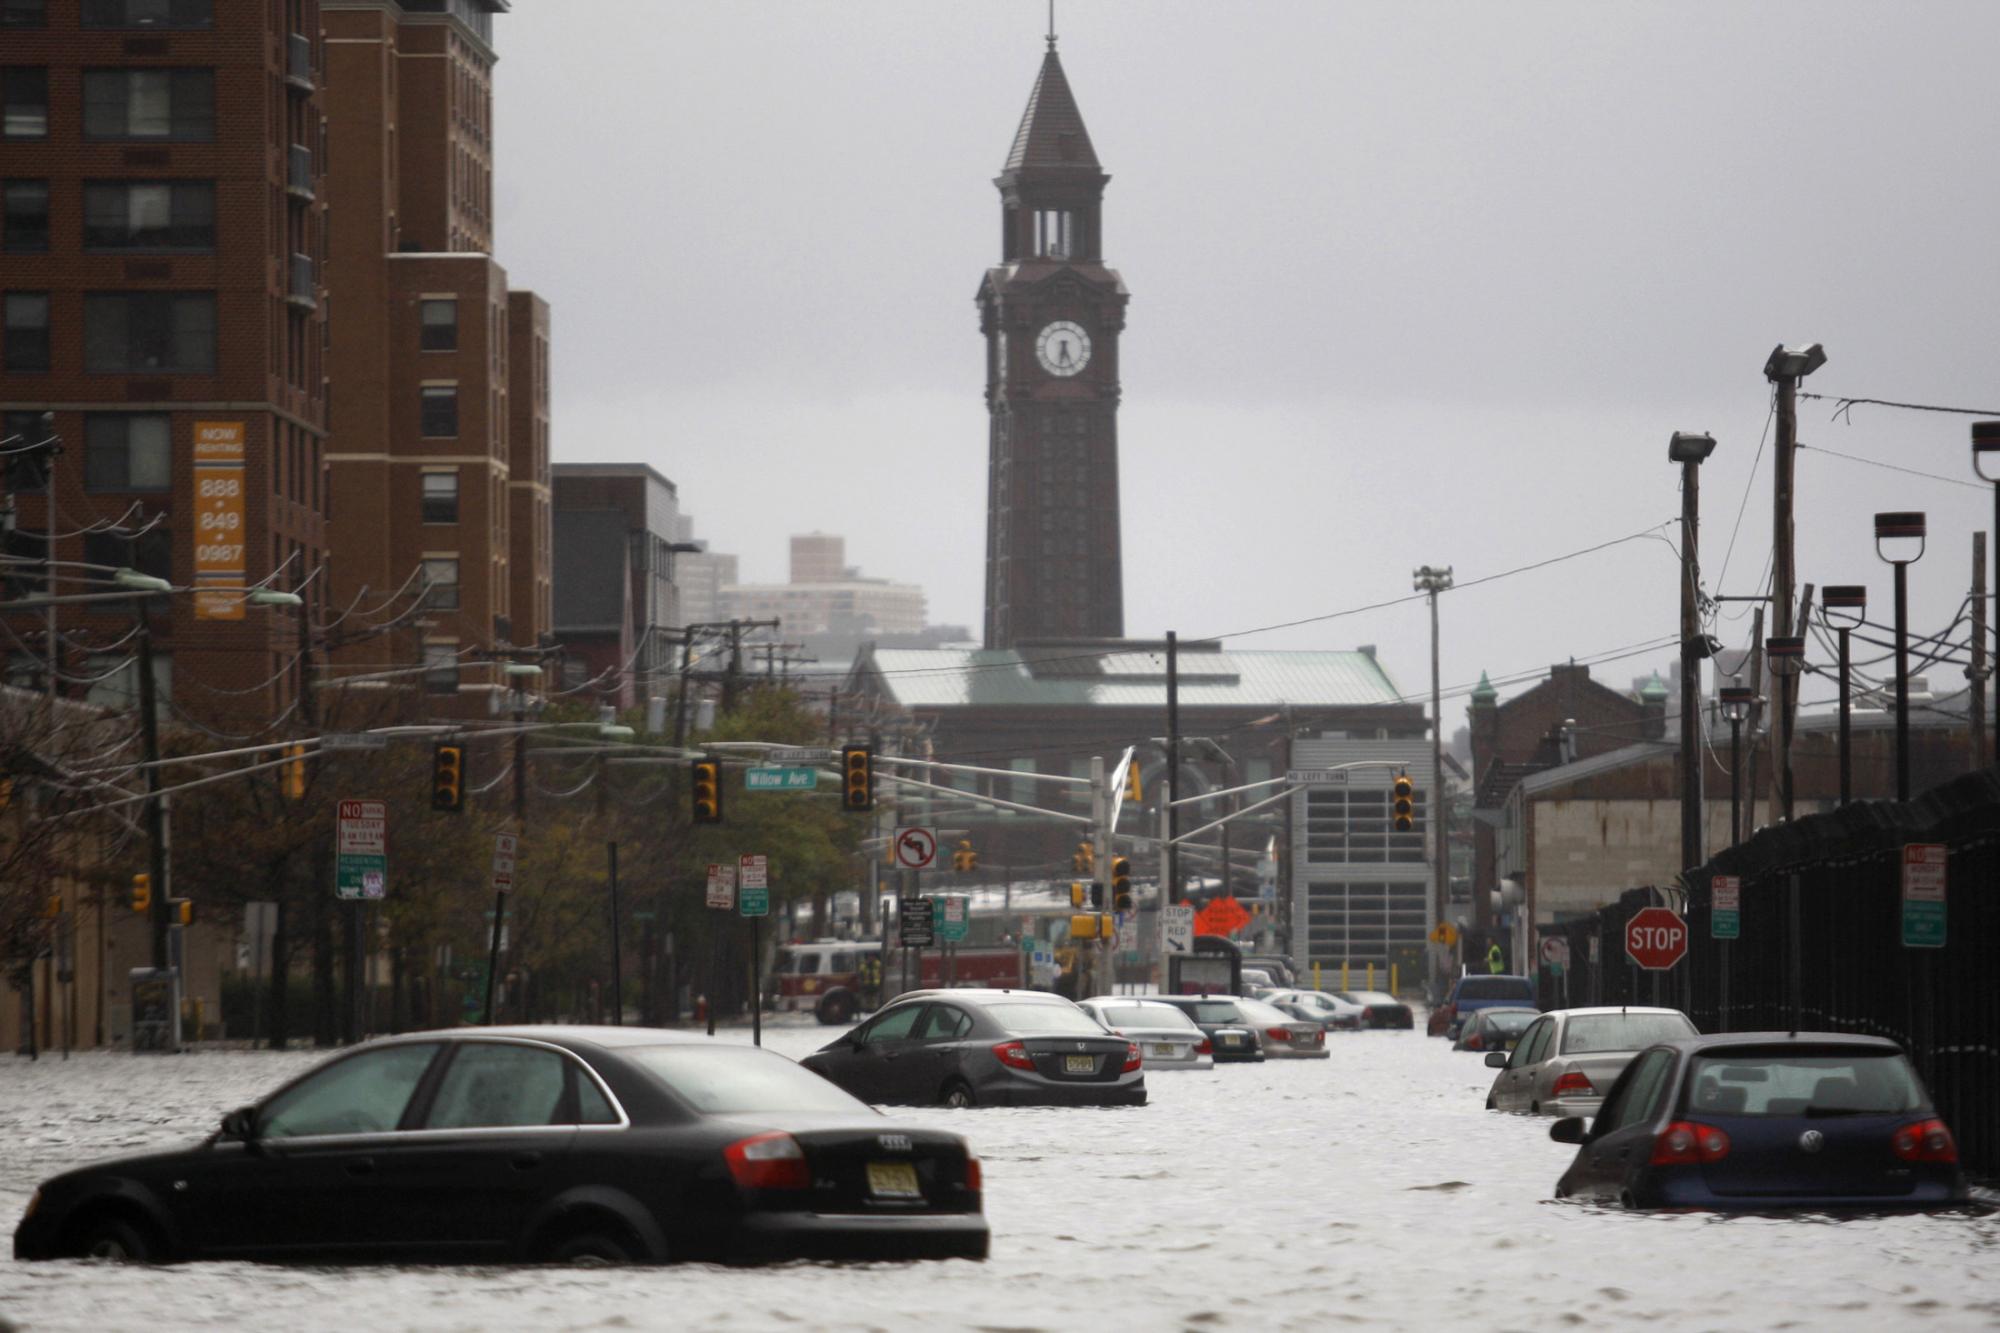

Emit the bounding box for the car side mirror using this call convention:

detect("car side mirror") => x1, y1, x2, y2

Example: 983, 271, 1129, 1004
220, 1106, 258, 1144
1484, 1051, 1508, 1069
1549, 1117, 1587, 1145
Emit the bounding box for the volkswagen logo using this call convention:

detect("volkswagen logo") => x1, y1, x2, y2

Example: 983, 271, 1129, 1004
1075, 1042, 1086, 1052
877, 1134, 912, 1153
1798, 1129, 1825, 1154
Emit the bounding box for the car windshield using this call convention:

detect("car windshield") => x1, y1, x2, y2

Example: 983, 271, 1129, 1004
1560, 1012, 1697, 1054
1687, 1049, 1926, 1117
990, 1002, 1107, 1037
626, 1045, 873, 1116
1456, 978, 1535, 1001
1188, 1001, 1243, 1024
1096, 1004, 1195, 1030
1482, 1010, 1538, 1035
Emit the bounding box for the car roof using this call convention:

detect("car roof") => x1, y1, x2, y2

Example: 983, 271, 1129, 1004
381, 1025, 717, 1051
1346, 991, 1402, 1003
1081, 996, 1179, 1008
1472, 1006, 1541, 1017
886, 988, 1074, 1006
1543, 1006, 1688, 1019
1655, 1031, 1908, 1055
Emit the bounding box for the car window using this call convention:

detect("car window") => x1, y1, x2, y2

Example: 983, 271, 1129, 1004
916, 1004, 974, 1041
858, 1004, 925, 1044
260, 1043, 440, 1139
1236, 998, 1295, 1026
832, 952, 857, 973
1687, 1050, 1925, 1117
424, 1043, 568, 1129
1457, 977, 1535, 1002
796, 954, 822, 975
1098, 1004, 1195, 1030
1487, 1011, 1537, 1036
991, 1002, 1108, 1036
1512, 1018, 1553, 1067
627, 1045, 873, 1115
576, 1068, 619, 1124
1189, 1001, 1243, 1024
1561, 1012, 1697, 1054
1603, 1049, 1675, 1133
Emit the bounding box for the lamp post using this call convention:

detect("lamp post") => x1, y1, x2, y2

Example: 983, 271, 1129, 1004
483, 661, 544, 1025
1764, 637, 1805, 823
1819, 586, 1866, 804
1973, 423, 2000, 761
1669, 431, 1716, 872
1874, 513, 1927, 801
1414, 565, 1453, 954
1719, 682, 1755, 846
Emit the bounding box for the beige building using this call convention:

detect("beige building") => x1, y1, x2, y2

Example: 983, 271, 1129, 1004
722, 534, 925, 638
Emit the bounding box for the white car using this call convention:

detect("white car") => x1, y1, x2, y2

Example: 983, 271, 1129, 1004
1078, 998, 1214, 1071
1263, 989, 1367, 1032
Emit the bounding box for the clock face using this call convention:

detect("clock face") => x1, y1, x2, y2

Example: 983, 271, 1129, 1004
1035, 320, 1091, 377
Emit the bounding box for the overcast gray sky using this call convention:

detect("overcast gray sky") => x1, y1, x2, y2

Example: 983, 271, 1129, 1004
493, 2, 2000, 717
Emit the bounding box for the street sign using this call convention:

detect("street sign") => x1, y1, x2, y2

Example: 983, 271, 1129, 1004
768, 747, 832, 765
1286, 768, 1350, 785
738, 854, 768, 889
1624, 906, 1687, 971
739, 885, 770, 917
1428, 921, 1459, 947
491, 832, 517, 894
1540, 936, 1570, 969
893, 827, 938, 871
335, 799, 387, 900
1711, 875, 1741, 940
745, 766, 817, 791
935, 895, 969, 942
1901, 843, 1947, 948
900, 896, 935, 947
705, 863, 735, 910
1161, 904, 1195, 955
320, 732, 388, 751
1193, 895, 1252, 939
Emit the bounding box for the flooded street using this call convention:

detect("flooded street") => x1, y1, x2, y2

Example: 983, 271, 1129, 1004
2, 1021, 1996, 1332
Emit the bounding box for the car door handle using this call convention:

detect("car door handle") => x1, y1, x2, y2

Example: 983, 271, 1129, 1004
512, 1152, 542, 1171
883, 1051, 902, 1061
345, 1157, 376, 1177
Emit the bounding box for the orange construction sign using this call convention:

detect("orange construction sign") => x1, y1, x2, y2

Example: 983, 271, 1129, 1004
1193, 895, 1252, 939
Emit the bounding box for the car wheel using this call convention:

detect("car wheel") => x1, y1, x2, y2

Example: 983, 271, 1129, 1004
74, 1214, 157, 1263
547, 1227, 640, 1266
1485, 1096, 1497, 1111
818, 991, 856, 1025
1619, 1190, 1640, 1212
1531, 1102, 1542, 1114
941, 1080, 977, 1109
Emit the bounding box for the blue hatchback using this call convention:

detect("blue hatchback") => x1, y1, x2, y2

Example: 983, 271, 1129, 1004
1551, 1032, 1968, 1211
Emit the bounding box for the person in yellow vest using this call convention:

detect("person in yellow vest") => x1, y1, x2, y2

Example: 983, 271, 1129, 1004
1486, 941, 1505, 974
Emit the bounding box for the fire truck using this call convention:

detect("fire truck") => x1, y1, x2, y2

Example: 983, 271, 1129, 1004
772, 939, 1028, 1024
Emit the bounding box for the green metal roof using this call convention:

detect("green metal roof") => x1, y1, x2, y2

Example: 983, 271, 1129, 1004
855, 647, 1406, 710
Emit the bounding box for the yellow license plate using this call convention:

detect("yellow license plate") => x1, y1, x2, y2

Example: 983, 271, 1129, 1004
866, 1161, 921, 1199
1064, 1054, 1096, 1074
1151, 1044, 1177, 1057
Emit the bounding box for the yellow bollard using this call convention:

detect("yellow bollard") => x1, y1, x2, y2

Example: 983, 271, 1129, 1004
1367, 961, 1375, 991
1312, 961, 1321, 992
1390, 964, 1398, 996
1341, 960, 1350, 991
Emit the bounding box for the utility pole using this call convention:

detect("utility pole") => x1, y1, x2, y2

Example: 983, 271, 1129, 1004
1165, 631, 1179, 903
1972, 534, 1988, 770
1762, 343, 1824, 823
1670, 433, 1716, 872
1743, 609, 1765, 836
1414, 566, 1454, 941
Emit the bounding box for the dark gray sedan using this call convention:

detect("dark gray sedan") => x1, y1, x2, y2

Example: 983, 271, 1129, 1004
802, 989, 1147, 1108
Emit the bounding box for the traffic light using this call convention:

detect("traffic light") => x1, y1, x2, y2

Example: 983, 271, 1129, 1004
172, 898, 194, 926
130, 873, 151, 913
691, 757, 724, 824
1088, 882, 1105, 910
1125, 764, 1143, 803
39, 894, 60, 920
953, 839, 977, 872
1072, 841, 1094, 874
840, 745, 873, 812
1070, 881, 1086, 908
282, 743, 306, 801
1111, 856, 1133, 913
1392, 772, 1415, 832
1070, 913, 1103, 940
431, 742, 466, 812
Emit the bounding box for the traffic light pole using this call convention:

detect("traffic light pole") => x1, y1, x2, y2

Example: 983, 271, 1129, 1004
482, 705, 526, 1026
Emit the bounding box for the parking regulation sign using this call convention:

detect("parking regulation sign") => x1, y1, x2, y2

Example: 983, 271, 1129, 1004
335, 799, 387, 900
705, 863, 736, 910
1901, 843, 1946, 948
1711, 874, 1741, 940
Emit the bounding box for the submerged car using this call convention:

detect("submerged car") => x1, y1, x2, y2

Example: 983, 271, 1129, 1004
1233, 996, 1329, 1058
1263, 989, 1366, 1033
1335, 990, 1415, 1030
1078, 998, 1213, 1070
1147, 995, 1267, 1063
1429, 974, 1539, 1037
1486, 1007, 1698, 1117
12, 1027, 987, 1265
1551, 1032, 1968, 1211
1453, 1006, 1539, 1053
802, 989, 1147, 1108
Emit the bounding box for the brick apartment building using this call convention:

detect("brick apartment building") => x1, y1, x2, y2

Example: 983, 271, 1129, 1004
550, 462, 683, 710
319, 0, 550, 715
1, 0, 331, 723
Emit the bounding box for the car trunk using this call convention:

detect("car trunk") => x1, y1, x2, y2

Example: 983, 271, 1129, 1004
1265, 1022, 1322, 1049
1113, 1027, 1201, 1061
747, 1119, 978, 1214
1560, 1052, 1643, 1100
1019, 1034, 1133, 1083
1699, 1115, 1920, 1199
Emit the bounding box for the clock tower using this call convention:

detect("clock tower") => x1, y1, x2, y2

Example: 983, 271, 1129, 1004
979, 39, 1129, 649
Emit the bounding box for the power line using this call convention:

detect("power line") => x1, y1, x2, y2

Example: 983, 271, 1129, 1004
1799, 391, 2000, 421
1798, 443, 1985, 491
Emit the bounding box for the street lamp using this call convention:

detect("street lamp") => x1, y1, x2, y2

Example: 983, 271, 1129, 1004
1819, 585, 1867, 804
1764, 636, 1805, 823
1874, 512, 1927, 801
1669, 431, 1715, 875
1719, 682, 1756, 845
1972, 422, 2000, 761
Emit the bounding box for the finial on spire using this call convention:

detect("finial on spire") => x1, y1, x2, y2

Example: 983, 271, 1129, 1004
1046, 0, 1057, 49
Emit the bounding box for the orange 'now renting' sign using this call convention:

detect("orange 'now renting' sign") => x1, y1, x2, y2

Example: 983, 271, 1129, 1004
193, 421, 246, 621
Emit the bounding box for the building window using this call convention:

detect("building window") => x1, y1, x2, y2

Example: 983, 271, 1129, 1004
82, 69, 215, 141
419, 386, 457, 437
2, 180, 47, 251
83, 292, 215, 373
1, 68, 48, 139
83, 414, 171, 491
80, 0, 213, 28
3, 293, 48, 373
83, 181, 215, 251
421, 557, 460, 610
421, 471, 459, 524
420, 298, 456, 350
2, 1, 47, 28
1033, 209, 1072, 260
3, 411, 48, 490
83, 525, 171, 582
423, 641, 459, 694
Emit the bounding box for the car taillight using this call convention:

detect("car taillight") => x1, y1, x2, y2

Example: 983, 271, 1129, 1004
724, 1131, 810, 1190
1464, 1033, 1484, 1049
1266, 1028, 1291, 1042
1195, 1037, 1212, 1055
1551, 1071, 1596, 1099
1122, 1042, 1143, 1072
1313, 1028, 1325, 1045
992, 1040, 1037, 1071
1891, 1118, 1958, 1163
1649, 1120, 1731, 1166
965, 1155, 983, 1192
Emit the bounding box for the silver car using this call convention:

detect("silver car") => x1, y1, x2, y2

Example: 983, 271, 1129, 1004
1079, 998, 1214, 1071
1484, 1006, 1698, 1117
1234, 996, 1329, 1059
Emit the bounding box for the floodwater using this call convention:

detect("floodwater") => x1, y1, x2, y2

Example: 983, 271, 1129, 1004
2, 1019, 1997, 1332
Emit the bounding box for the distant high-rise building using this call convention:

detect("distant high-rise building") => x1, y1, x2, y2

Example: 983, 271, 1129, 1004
722, 534, 925, 641
790, 532, 848, 585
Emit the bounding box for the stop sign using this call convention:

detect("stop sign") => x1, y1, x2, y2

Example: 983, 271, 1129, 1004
1625, 907, 1688, 971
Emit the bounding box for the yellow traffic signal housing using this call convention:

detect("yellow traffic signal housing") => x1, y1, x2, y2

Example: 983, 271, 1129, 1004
431, 743, 466, 812
1072, 840, 1095, 873
840, 745, 873, 812
1070, 881, 1086, 908
40, 893, 61, 920
1070, 913, 1102, 940
1392, 772, 1415, 832
1111, 856, 1133, 913
282, 743, 306, 800
174, 898, 194, 926
130, 872, 151, 913
691, 758, 724, 824
1125, 764, 1143, 803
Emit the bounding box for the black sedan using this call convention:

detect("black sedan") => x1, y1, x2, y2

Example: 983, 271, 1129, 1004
1335, 990, 1415, 1029
13, 1026, 987, 1264
1551, 1032, 1968, 1211
1145, 995, 1267, 1063
802, 989, 1146, 1107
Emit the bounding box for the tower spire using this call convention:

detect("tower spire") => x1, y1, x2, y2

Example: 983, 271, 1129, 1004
1047, 0, 1056, 49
